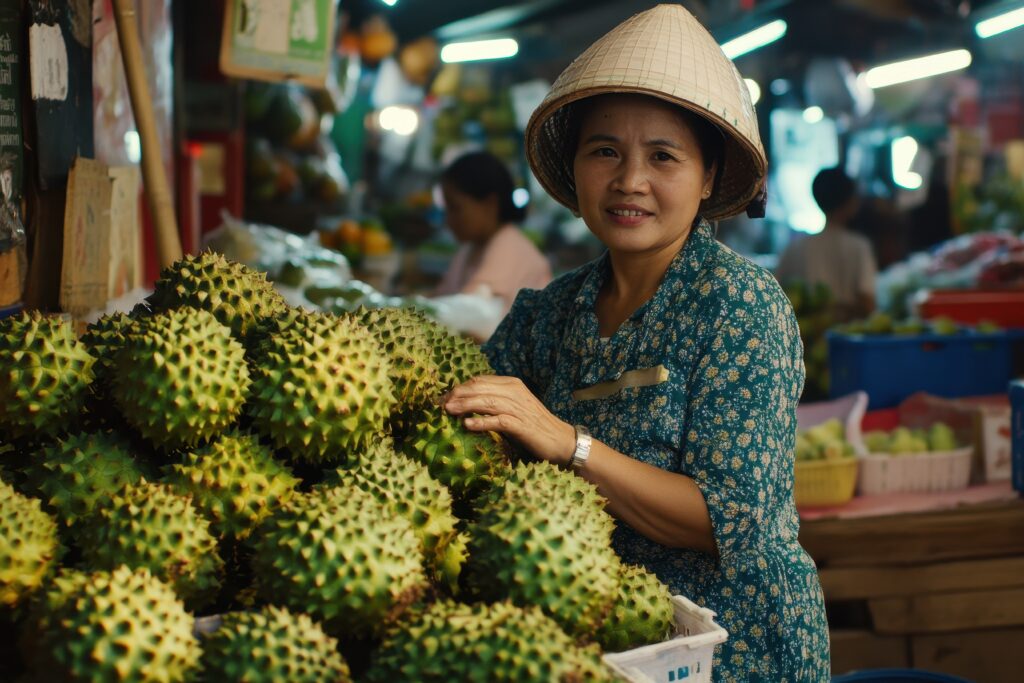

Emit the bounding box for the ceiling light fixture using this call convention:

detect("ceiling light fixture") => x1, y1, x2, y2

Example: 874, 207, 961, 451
440, 38, 519, 63
863, 49, 972, 89
380, 0, 398, 6
720, 19, 787, 59
975, 6, 1024, 38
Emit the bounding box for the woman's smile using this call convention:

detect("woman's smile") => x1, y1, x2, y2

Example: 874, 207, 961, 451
605, 203, 654, 225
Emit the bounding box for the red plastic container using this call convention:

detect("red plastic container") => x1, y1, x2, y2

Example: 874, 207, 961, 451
917, 289, 1024, 328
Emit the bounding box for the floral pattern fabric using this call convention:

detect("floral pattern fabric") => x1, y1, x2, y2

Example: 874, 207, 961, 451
484, 220, 830, 682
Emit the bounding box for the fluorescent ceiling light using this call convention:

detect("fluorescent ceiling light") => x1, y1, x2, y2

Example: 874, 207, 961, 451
380, 0, 398, 6
864, 49, 972, 89
976, 6, 1024, 38
721, 20, 787, 59
440, 38, 518, 63
744, 78, 761, 105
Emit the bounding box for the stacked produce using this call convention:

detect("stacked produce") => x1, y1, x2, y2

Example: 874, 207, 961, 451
0, 251, 674, 681
862, 423, 960, 455
781, 280, 833, 399
795, 419, 857, 463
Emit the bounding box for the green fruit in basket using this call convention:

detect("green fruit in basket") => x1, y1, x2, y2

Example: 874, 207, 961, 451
318, 438, 462, 591
26, 430, 146, 528
405, 407, 510, 501
887, 427, 928, 455
365, 600, 614, 682
595, 563, 674, 652
464, 490, 619, 637
162, 432, 299, 540
198, 606, 351, 683
29, 566, 200, 683
863, 311, 894, 335
356, 306, 440, 409
248, 311, 395, 463
892, 318, 927, 336
147, 251, 288, 344
927, 422, 958, 452
930, 316, 960, 336
79, 481, 224, 608
862, 430, 890, 454
0, 311, 94, 438
113, 307, 250, 449
975, 319, 1003, 334
0, 480, 59, 609
251, 486, 428, 638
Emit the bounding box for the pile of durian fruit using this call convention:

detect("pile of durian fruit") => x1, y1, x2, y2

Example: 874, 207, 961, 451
0, 252, 674, 682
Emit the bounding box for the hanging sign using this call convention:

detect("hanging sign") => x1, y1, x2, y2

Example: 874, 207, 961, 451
219, 0, 338, 87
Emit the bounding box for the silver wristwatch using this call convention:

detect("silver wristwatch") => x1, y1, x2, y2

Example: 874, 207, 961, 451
568, 425, 592, 471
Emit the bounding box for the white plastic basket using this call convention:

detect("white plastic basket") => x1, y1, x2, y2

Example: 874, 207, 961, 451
857, 446, 973, 495
603, 595, 728, 683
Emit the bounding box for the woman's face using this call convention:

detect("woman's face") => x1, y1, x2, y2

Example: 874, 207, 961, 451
441, 181, 499, 244
573, 95, 716, 257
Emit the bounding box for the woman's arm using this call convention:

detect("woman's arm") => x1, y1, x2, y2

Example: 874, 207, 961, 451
580, 440, 715, 553
443, 376, 715, 554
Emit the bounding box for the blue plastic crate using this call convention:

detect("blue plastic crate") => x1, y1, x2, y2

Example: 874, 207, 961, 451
1012, 380, 1024, 495
828, 330, 1024, 409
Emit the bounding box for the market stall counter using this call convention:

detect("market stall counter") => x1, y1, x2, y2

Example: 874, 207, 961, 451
801, 487, 1024, 682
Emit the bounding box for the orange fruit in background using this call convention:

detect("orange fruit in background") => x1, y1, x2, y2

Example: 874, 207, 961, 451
362, 229, 393, 256
338, 220, 362, 246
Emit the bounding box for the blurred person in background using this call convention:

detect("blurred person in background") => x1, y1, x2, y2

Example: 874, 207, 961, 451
435, 151, 552, 318
775, 166, 878, 321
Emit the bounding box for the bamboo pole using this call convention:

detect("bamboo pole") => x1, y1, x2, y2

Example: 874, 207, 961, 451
112, 0, 182, 267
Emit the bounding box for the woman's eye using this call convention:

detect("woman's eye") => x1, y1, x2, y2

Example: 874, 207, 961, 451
654, 151, 675, 162
596, 147, 616, 157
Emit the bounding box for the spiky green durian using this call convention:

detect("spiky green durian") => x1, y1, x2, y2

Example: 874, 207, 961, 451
247, 306, 305, 356
248, 312, 395, 462
198, 606, 352, 683
80, 312, 134, 385
475, 460, 610, 524
420, 316, 494, 388
163, 432, 299, 539
366, 600, 614, 682
26, 430, 146, 528
465, 493, 619, 637
148, 250, 287, 343
319, 438, 462, 590
251, 486, 427, 637
112, 307, 250, 449
30, 565, 201, 683
0, 311, 94, 438
0, 480, 59, 609
79, 481, 223, 607
595, 563, 674, 652
405, 407, 510, 500
356, 306, 440, 407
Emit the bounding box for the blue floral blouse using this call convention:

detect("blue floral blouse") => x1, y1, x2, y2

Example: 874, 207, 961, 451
484, 220, 830, 682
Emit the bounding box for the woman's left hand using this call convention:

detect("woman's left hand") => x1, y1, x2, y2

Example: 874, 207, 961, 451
442, 375, 576, 466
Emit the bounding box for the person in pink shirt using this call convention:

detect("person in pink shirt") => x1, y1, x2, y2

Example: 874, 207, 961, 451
435, 151, 553, 316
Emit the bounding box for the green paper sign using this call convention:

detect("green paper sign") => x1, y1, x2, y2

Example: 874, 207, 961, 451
220, 0, 338, 87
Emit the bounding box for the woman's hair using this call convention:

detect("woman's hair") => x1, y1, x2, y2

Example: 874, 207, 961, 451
440, 151, 526, 223
563, 94, 725, 180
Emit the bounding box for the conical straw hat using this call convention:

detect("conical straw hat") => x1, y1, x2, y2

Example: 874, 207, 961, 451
525, 4, 767, 221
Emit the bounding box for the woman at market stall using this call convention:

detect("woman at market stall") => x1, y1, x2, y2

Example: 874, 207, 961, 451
434, 150, 552, 316
442, 5, 829, 681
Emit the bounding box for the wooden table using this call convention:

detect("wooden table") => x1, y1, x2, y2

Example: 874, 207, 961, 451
801, 497, 1024, 681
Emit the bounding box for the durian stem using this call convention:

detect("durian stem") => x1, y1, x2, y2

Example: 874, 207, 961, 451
112, 0, 183, 267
